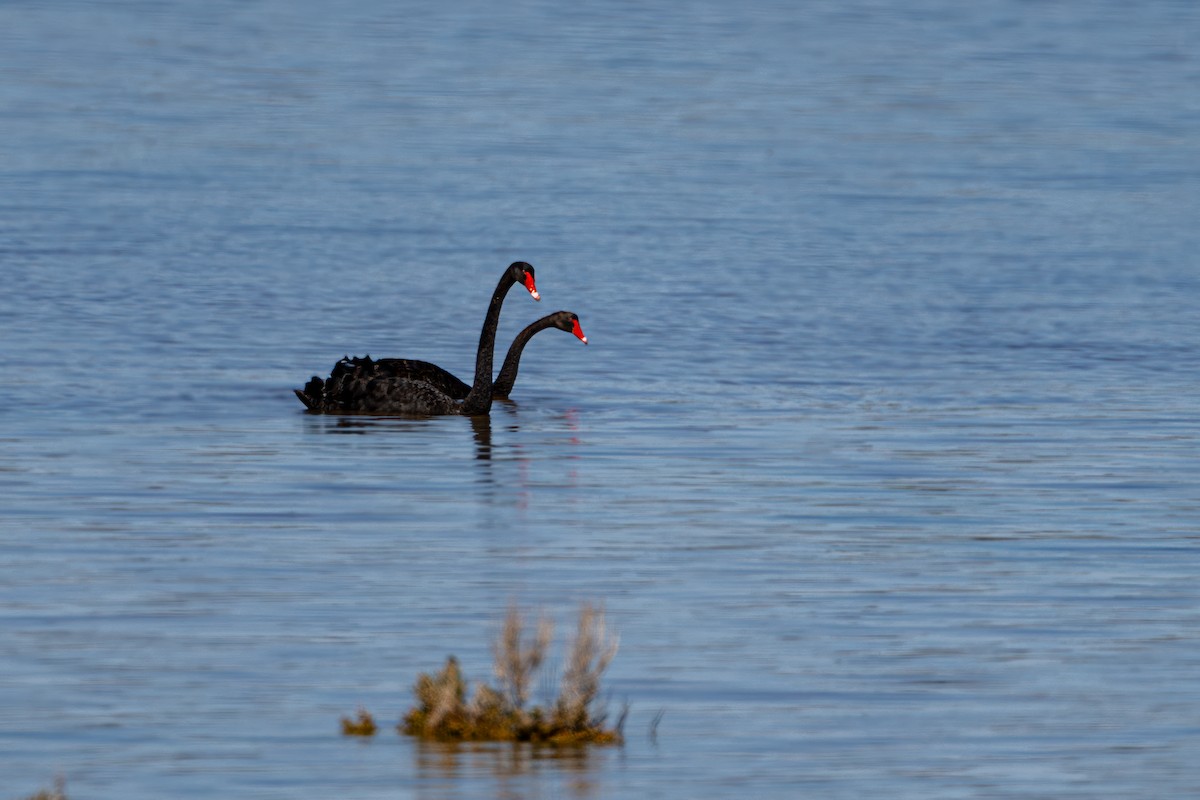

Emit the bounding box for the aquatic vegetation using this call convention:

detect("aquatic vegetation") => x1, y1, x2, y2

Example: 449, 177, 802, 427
340, 706, 378, 737
21, 778, 66, 800
400, 603, 623, 745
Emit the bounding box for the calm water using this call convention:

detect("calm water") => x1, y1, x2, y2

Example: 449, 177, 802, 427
2, 1, 1199, 798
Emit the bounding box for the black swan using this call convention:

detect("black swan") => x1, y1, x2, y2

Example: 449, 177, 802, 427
294, 262, 540, 415
342, 311, 588, 401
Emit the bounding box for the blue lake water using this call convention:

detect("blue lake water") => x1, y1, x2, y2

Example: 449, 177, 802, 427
2, 1, 1199, 797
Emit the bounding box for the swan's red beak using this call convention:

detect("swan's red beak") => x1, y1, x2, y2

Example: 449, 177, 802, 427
571, 318, 588, 345
524, 272, 541, 301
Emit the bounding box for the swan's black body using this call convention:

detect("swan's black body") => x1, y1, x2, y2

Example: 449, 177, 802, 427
356, 311, 587, 401
294, 262, 538, 415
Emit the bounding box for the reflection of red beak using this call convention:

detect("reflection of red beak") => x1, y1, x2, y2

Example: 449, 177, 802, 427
571, 319, 588, 344
524, 273, 541, 301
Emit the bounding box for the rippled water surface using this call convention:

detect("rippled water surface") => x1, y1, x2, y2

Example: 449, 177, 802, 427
2, 2, 1199, 798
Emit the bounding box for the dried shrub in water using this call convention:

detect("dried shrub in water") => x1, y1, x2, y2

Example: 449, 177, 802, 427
22, 778, 67, 800
493, 603, 554, 713
399, 603, 623, 745
340, 707, 378, 737
555, 602, 619, 731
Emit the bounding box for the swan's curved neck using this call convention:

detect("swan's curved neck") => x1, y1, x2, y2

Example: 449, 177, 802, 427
460, 272, 513, 414
493, 315, 557, 398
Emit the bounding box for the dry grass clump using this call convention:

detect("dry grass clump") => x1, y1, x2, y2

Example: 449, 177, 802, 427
22, 778, 66, 800
400, 603, 623, 745
340, 706, 378, 736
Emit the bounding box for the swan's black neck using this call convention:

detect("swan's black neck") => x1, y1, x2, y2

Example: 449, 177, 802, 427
493, 315, 558, 398
460, 271, 514, 415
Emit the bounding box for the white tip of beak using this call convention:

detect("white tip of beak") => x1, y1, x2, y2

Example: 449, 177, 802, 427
581, 335, 588, 345
530, 289, 541, 301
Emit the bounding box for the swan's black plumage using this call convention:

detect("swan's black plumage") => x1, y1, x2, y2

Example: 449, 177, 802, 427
294, 262, 539, 415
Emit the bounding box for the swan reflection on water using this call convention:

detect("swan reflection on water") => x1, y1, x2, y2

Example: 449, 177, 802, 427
298, 406, 586, 499
301, 412, 498, 463
471, 414, 492, 462
413, 738, 608, 800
